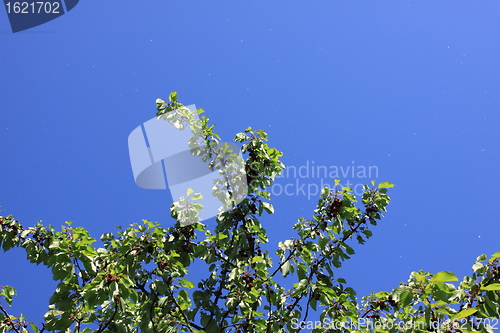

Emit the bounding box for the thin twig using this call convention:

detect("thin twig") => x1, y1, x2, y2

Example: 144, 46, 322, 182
0, 303, 21, 333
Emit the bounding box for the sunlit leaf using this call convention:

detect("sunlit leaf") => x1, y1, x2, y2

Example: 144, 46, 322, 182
430, 271, 458, 282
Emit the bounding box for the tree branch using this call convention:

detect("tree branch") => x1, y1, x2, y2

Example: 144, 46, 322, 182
0, 303, 21, 333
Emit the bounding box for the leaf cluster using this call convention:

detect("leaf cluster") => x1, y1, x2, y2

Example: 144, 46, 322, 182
0, 93, 498, 333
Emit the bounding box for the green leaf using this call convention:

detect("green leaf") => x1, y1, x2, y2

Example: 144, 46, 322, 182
295, 279, 308, 291
251, 256, 264, 263
1, 286, 16, 306
168, 91, 178, 102
430, 271, 458, 282
2, 235, 16, 252
260, 202, 274, 214
310, 296, 318, 311
343, 243, 355, 255
281, 261, 291, 277
451, 307, 478, 320
318, 236, 328, 250
297, 263, 307, 281
201, 314, 211, 327
29, 323, 40, 333
178, 290, 190, 310
399, 290, 413, 307
45, 314, 73, 331
377, 182, 394, 189
481, 283, 500, 291
178, 278, 194, 289
52, 262, 73, 280
476, 254, 487, 262
472, 262, 485, 272
191, 193, 203, 200
483, 295, 499, 317
433, 290, 450, 303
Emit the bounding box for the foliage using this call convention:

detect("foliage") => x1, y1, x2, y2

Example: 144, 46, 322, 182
1, 92, 499, 332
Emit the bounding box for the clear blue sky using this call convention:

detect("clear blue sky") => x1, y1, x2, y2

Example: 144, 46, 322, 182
1, 1, 499, 329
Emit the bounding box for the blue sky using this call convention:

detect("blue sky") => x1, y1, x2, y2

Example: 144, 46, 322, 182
1, 1, 499, 329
